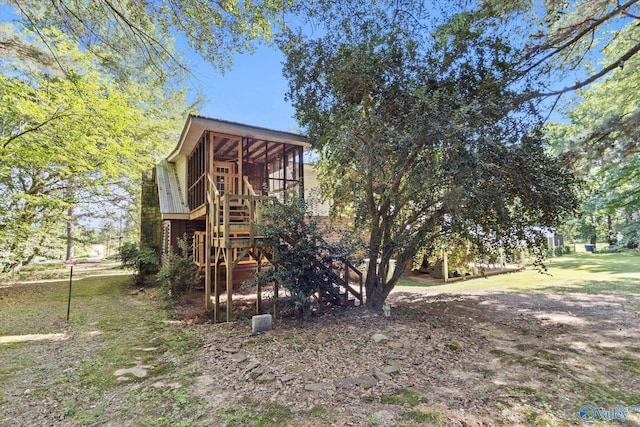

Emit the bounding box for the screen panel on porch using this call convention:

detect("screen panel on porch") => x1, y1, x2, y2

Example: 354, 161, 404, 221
187, 134, 207, 210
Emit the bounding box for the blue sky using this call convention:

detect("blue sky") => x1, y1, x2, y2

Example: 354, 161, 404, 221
0, 2, 298, 134
186, 43, 299, 133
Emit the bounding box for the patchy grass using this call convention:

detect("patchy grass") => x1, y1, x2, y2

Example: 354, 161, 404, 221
215, 398, 294, 427
403, 407, 444, 425
3, 251, 640, 426
621, 356, 640, 376
0, 274, 205, 425
379, 388, 428, 406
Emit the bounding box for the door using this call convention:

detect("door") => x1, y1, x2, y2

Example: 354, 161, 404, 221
213, 162, 238, 195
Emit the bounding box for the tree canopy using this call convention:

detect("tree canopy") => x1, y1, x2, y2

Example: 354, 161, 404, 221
6, 0, 291, 75
0, 25, 188, 271
547, 19, 640, 247
281, 3, 579, 309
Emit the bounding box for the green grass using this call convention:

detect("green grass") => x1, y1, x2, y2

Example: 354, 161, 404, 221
398, 252, 640, 295
0, 274, 205, 425
379, 388, 428, 406
215, 399, 293, 427
403, 408, 443, 425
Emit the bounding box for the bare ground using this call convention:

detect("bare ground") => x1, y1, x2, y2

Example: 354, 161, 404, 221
178, 286, 640, 426
2, 274, 640, 426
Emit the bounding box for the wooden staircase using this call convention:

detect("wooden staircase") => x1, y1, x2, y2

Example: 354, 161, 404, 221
259, 239, 364, 308
198, 172, 363, 321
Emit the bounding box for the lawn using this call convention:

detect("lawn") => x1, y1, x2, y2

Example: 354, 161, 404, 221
397, 251, 640, 296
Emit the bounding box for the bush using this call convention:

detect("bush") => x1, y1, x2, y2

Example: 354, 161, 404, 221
252, 195, 355, 317
119, 242, 159, 285
156, 235, 201, 297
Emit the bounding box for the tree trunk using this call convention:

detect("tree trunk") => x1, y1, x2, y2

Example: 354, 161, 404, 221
589, 213, 597, 249
364, 257, 404, 311
607, 214, 616, 245
66, 207, 74, 262
365, 276, 386, 311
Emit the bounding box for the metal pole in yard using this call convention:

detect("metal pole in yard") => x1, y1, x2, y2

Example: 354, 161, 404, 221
66, 265, 73, 321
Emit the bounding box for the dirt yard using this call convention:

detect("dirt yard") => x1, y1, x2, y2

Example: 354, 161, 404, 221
177, 285, 640, 426
2, 260, 640, 426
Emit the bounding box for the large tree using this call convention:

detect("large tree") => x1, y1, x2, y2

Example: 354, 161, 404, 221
0, 27, 188, 271
546, 20, 640, 246
281, 3, 578, 309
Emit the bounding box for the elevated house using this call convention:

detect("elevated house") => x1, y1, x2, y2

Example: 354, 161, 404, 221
143, 115, 362, 322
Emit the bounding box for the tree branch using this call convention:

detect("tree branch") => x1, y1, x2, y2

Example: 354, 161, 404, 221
537, 39, 640, 96
522, 0, 639, 75
2, 107, 70, 149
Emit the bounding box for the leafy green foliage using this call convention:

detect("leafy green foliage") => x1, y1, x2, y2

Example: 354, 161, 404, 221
548, 21, 640, 248
156, 235, 201, 297
253, 195, 354, 316
0, 26, 189, 270
281, 5, 579, 309
8, 0, 290, 74
119, 242, 159, 286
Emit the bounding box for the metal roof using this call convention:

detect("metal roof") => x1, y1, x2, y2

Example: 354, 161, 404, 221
156, 160, 189, 218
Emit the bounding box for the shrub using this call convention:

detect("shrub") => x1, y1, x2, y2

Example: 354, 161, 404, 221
156, 235, 201, 297
119, 242, 159, 285
252, 195, 355, 317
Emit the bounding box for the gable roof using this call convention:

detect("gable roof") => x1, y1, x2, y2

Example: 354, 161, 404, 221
168, 114, 309, 161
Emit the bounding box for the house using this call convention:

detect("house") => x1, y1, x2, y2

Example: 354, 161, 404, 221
142, 114, 362, 322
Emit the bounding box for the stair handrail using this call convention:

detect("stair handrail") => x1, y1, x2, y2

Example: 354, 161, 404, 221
243, 176, 257, 197
207, 173, 221, 244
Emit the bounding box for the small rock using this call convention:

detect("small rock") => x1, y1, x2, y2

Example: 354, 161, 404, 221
304, 383, 331, 392
250, 367, 265, 379
374, 371, 391, 381
221, 347, 240, 353
255, 373, 276, 383
280, 374, 296, 383
372, 333, 389, 343
354, 375, 378, 388
334, 378, 358, 388
252, 314, 273, 333
230, 352, 248, 363
382, 365, 400, 375
244, 361, 261, 372
388, 341, 404, 350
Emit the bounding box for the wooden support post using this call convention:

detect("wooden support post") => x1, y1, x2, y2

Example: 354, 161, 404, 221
214, 248, 220, 324
442, 247, 448, 283
204, 206, 211, 311
226, 247, 233, 323
273, 281, 278, 319
256, 250, 262, 314
238, 138, 244, 194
